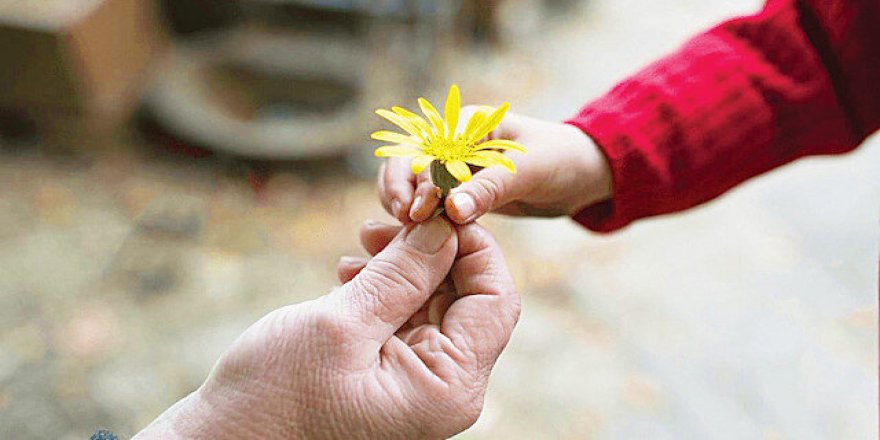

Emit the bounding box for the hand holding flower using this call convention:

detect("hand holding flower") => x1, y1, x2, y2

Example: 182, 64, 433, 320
373, 85, 528, 221
134, 218, 520, 440
376, 87, 613, 224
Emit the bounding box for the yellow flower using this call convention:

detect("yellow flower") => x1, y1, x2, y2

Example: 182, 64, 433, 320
372, 84, 527, 184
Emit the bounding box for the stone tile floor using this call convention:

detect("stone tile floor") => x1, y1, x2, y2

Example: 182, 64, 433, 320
0, 0, 877, 439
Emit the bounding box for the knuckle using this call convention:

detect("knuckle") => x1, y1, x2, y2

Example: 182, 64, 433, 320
307, 306, 352, 345
365, 256, 428, 297
383, 165, 404, 191
384, 180, 403, 199
350, 276, 396, 323
253, 308, 293, 345
351, 257, 428, 321
471, 176, 506, 209
387, 183, 411, 202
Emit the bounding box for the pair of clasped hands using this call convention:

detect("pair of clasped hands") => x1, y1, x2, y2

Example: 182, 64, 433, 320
136, 112, 611, 439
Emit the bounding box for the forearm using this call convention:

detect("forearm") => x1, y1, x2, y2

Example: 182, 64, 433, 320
134, 382, 311, 440
567, 0, 879, 232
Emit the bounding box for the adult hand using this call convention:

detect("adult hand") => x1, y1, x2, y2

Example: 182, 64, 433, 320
378, 109, 613, 224
134, 217, 520, 440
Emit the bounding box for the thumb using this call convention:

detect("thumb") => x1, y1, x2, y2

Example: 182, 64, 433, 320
335, 217, 457, 343
445, 166, 522, 224
445, 109, 527, 224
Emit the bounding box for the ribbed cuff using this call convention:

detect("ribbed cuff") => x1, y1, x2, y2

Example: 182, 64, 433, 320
565, 89, 669, 233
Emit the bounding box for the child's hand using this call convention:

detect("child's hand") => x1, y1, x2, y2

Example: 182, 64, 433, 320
378, 109, 613, 224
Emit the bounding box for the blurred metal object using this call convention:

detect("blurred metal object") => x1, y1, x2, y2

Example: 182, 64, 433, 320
0, 0, 166, 148
145, 29, 365, 158
147, 0, 460, 159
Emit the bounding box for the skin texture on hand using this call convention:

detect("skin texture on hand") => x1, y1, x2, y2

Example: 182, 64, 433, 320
378, 109, 613, 224
134, 217, 520, 440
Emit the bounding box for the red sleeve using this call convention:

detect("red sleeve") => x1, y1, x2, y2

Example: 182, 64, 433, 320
565, 0, 880, 232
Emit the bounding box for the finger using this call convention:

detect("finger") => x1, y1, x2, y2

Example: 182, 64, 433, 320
426, 289, 457, 325
409, 170, 441, 222
377, 162, 389, 212
337, 256, 368, 283
405, 279, 456, 328
381, 158, 416, 223
445, 166, 522, 224
359, 220, 403, 256
442, 223, 520, 374
336, 217, 457, 343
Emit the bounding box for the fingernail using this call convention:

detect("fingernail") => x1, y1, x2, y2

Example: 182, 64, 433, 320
363, 219, 383, 229
409, 195, 423, 219
406, 217, 451, 253
451, 192, 476, 222
339, 256, 365, 266
391, 199, 402, 218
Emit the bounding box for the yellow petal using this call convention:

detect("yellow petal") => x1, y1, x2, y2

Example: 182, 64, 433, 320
418, 97, 446, 137
444, 84, 460, 138
376, 109, 423, 138
411, 155, 435, 175
465, 150, 516, 174
374, 145, 422, 158
471, 102, 510, 142
445, 160, 472, 182
463, 111, 488, 140
371, 130, 420, 146
392, 106, 432, 138
474, 139, 527, 153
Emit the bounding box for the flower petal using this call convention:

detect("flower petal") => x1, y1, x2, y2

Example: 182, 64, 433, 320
463, 111, 488, 141
445, 160, 472, 182
418, 97, 446, 137
411, 155, 435, 175
376, 109, 423, 138
371, 130, 421, 146
471, 102, 510, 142
392, 106, 432, 138
474, 139, 527, 153
374, 145, 422, 158
465, 150, 516, 174
444, 84, 460, 138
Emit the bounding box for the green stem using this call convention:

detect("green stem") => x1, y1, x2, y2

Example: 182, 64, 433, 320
430, 161, 460, 197
430, 161, 460, 216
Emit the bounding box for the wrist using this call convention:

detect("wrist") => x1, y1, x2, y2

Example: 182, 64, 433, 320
566, 124, 613, 214
133, 391, 209, 440
134, 387, 277, 440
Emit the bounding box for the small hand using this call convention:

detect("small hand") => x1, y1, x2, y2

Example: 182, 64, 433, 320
378, 109, 613, 224
135, 217, 520, 440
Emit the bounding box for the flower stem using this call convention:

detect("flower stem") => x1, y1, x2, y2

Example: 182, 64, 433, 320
431, 161, 460, 198
430, 161, 460, 216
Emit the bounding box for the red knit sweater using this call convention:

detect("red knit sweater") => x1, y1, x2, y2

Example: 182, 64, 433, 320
566, 0, 880, 232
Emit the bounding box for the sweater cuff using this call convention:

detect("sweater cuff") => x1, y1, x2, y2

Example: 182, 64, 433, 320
565, 90, 668, 233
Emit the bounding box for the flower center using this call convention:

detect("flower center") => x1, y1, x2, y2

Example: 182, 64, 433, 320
424, 135, 472, 163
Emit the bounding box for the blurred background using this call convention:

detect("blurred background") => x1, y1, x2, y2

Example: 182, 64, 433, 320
0, 0, 877, 438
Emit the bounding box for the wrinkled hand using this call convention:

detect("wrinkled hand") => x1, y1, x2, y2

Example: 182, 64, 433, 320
134, 217, 520, 440
379, 109, 613, 224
